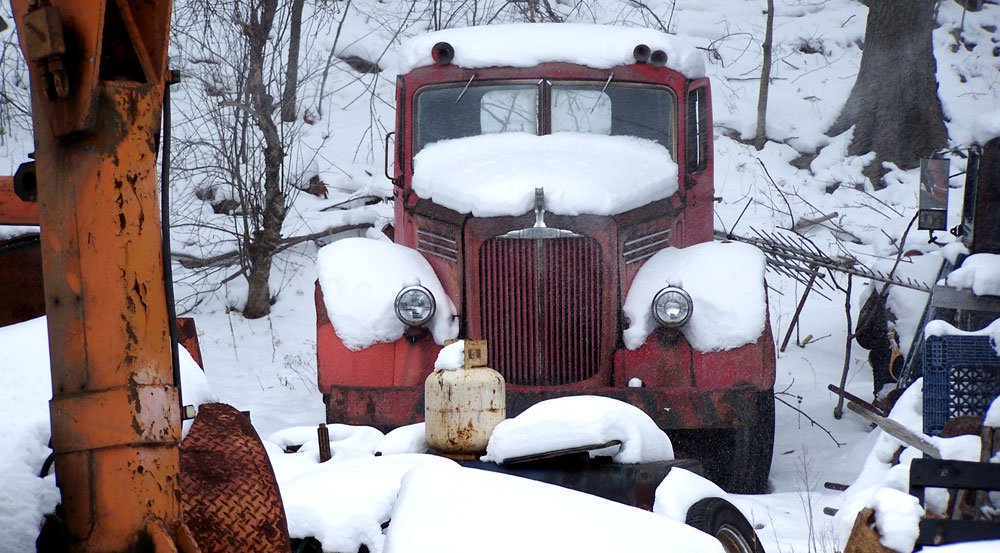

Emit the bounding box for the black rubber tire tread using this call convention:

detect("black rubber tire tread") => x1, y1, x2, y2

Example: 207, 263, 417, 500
685, 497, 766, 553
710, 390, 775, 494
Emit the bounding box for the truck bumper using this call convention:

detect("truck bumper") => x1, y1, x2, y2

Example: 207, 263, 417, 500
324, 383, 768, 433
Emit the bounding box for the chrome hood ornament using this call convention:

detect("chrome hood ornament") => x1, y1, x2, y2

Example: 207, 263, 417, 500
501, 188, 581, 240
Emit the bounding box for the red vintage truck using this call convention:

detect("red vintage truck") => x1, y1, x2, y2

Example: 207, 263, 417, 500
315, 24, 776, 493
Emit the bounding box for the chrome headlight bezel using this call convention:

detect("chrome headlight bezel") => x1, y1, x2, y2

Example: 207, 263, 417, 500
394, 285, 436, 327
651, 286, 693, 328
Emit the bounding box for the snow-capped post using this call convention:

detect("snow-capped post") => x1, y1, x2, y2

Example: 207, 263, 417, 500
425, 340, 506, 456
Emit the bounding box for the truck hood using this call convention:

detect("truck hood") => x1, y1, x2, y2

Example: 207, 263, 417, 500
412, 133, 678, 218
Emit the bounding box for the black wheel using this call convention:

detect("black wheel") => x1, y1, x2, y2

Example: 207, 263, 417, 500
685, 497, 766, 553
676, 391, 774, 494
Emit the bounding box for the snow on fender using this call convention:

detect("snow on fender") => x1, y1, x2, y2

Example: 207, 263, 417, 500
317, 237, 458, 351
623, 241, 767, 352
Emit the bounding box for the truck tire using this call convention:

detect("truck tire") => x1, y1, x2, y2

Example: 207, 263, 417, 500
678, 391, 774, 494
720, 391, 774, 494
685, 497, 766, 553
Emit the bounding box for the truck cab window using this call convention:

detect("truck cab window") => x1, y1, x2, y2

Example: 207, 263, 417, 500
552, 84, 675, 158
686, 87, 708, 173
415, 82, 674, 157
552, 88, 613, 134
481, 88, 539, 135
416, 84, 538, 152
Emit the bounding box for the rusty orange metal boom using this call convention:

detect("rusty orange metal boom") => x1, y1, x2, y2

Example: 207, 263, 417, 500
10, 1, 292, 551
10, 0, 190, 550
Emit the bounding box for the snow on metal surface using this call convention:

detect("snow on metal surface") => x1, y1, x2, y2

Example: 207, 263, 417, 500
317, 236, 458, 350
398, 23, 706, 78
412, 133, 677, 217
623, 241, 767, 352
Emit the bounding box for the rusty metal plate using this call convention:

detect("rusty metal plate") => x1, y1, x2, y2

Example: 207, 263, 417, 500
180, 403, 291, 553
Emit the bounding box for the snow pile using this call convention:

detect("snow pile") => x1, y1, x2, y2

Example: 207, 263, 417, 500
434, 340, 464, 371
833, 380, 984, 546
375, 424, 429, 456
0, 225, 38, 241
925, 318, 1000, 351
946, 253, 1000, 297
0, 318, 60, 552
0, 317, 215, 551
653, 467, 730, 523
867, 487, 924, 553
383, 464, 724, 553
317, 237, 458, 350
398, 23, 706, 78
268, 423, 384, 455
412, 133, 678, 217
987, 396, 1000, 428
279, 454, 457, 553
481, 396, 673, 464
623, 241, 767, 352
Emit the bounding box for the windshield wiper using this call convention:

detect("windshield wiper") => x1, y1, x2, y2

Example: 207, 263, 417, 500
591, 72, 613, 114
455, 74, 476, 104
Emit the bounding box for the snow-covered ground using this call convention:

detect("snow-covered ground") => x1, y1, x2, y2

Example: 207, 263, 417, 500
3, 1, 1000, 552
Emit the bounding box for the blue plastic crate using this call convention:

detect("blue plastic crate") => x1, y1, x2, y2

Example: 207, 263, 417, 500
922, 335, 1000, 436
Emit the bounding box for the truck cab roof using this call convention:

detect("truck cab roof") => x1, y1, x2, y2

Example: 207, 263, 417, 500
398, 23, 706, 79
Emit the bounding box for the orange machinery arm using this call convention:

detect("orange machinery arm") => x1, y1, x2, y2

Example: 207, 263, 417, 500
9, 1, 189, 550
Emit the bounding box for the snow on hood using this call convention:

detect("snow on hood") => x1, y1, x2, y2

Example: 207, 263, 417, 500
317, 237, 458, 350
384, 464, 724, 553
398, 23, 706, 79
412, 133, 678, 217
623, 241, 767, 352
481, 395, 674, 464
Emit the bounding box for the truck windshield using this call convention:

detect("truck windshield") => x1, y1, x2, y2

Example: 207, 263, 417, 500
414, 81, 676, 156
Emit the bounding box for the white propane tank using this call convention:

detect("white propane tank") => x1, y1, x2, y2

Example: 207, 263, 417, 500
424, 340, 505, 455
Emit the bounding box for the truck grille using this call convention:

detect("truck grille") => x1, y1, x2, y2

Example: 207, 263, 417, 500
478, 236, 603, 385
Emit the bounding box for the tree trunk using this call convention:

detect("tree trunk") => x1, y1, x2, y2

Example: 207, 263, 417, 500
243, 0, 287, 319
754, 0, 774, 151
828, 0, 947, 187
280, 0, 305, 122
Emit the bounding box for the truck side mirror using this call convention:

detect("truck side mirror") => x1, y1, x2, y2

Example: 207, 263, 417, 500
918, 156, 949, 231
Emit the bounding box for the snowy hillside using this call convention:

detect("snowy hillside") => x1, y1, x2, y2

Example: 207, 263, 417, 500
2, 0, 1000, 552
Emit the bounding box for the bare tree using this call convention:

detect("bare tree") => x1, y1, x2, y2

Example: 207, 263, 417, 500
754, 0, 774, 151
281, 0, 306, 123
827, 0, 947, 187
171, 0, 327, 318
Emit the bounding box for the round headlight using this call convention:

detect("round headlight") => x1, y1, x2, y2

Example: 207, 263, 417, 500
651, 287, 693, 328
395, 285, 436, 327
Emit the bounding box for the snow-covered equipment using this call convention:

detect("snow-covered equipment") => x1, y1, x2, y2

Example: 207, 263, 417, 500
315, 23, 776, 494
424, 340, 506, 455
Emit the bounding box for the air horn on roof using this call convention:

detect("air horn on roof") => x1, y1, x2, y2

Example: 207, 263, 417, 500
432, 42, 455, 65
634, 44, 667, 67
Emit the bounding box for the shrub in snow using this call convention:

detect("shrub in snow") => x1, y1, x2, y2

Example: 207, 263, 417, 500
482, 395, 673, 464
623, 241, 767, 352
317, 237, 458, 350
